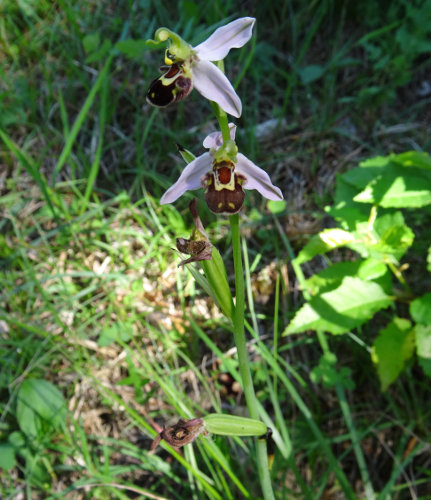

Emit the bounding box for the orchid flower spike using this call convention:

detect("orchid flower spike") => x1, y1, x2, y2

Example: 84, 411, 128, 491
160, 125, 283, 214
146, 17, 255, 117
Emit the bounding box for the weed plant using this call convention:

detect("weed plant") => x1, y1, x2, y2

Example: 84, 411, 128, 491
1, 0, 431, 498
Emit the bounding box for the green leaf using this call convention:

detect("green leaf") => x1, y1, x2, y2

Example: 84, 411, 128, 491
306, 258, 391, 295
8, 431, 26, 449
267, 200, 286, 214
310, 352, 354, 389
414, 325, 431, 377
284, 277, 393, 335
187, 247, 233, 318
17, 379, 66, 440
372, 317, 415, 391
341, 164, 384, 190
295, 228, 356, 265
200, 247, 234, 318
82, 32, 100, 53
360, 152, 431, 171
0, 443, 16, 470
394, 151, 431, 170
338, 153, 431, 209
340, 152, 431, 208
371, 212, 414, 260
410, 293, 431, 325
428, 247, 431, 273
326, 204, 370, 235
354, 171, 431, 207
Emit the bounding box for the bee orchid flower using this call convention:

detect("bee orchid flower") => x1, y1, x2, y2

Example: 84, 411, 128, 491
160, 125, 283, 214
147, 17, 255, 117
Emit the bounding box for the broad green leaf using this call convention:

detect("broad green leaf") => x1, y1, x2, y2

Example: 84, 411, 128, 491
342, 211, 414, 262
428, 247, 431, 273
372, 317, 415, 391
306, 258, 391, 295
326, 204, 369, 233
284, 277, 392, 335
410, 293, 431, 325
358, 156, 394, 168
371, 212, 414, 260
354, 172, 431, 208
414, 325, 431, 377
338, 152, 431, 209
0, 443, 15, 470
295, 228, 356, 265
341, 165, 384, 191
333, 173, 365, 205
359, 152, 431, 171
393, 151, 431, 170
17, 379, 66, 440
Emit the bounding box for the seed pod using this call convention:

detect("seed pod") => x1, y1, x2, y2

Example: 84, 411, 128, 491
203, 414, 267, 437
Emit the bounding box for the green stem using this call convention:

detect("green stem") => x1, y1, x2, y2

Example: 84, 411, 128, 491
211, 60, 232, 143
385, 258, 412, 295
229, 213, 275, 500
210, 100, 231, 143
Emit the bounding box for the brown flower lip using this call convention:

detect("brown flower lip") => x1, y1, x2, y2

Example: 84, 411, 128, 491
146, 62, 193, 108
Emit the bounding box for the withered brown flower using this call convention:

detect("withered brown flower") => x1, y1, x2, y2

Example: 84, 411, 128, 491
150, 418, 206, 451
176, 199, 213, 266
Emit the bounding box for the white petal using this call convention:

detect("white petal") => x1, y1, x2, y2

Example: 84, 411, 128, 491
236, 153, 283, 200
192, 60, 242, 117
160, 153, 212, 204
194, 17, 255, 61
202, 123, 236, 149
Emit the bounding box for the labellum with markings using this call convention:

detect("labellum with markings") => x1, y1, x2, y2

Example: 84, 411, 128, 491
147, 63, 193, 107
146, 18, 256, 117
202, 158, 246, 214
160, 126, 283, 213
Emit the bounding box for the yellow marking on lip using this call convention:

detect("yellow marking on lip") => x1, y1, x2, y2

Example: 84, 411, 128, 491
164, 49, 175, 65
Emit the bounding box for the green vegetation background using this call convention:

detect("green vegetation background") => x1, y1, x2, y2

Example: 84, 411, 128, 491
1, 0, 431, 498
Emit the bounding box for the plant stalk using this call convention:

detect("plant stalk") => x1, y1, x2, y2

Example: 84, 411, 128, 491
229, 213, 275, 500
